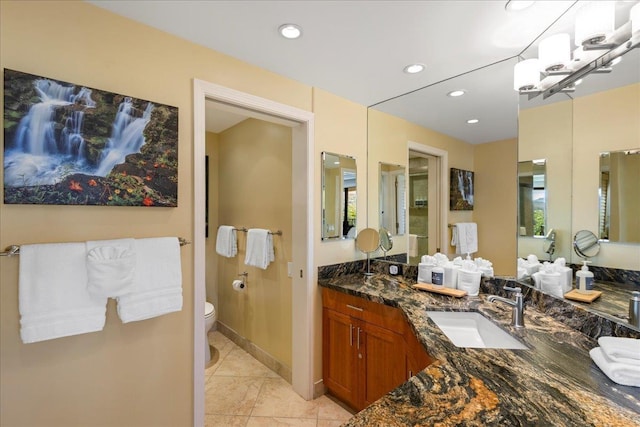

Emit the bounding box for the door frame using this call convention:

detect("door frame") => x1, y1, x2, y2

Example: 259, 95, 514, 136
193, 79, 315, 426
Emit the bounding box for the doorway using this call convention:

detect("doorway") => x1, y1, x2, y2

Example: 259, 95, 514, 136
193, 80, 315, 426
407, 142, 448, 262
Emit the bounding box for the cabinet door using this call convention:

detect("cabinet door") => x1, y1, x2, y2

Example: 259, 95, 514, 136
405, 326, 434, 380
360, 322, 406, 408
323, 308, 357, 408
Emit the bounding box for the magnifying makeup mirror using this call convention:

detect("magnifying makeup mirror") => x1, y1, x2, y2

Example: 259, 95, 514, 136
356, 228, 380, 276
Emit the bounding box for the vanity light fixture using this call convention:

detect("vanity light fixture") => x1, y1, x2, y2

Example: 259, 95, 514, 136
278, 24, 302, 39
447, 90, 466, 97
403, 63, 425, 74
505, 0, 536, 12
466, 119, 479, 124
514, 1, 640, 99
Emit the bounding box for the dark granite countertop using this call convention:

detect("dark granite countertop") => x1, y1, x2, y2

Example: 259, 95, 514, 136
319, 273, 640, 426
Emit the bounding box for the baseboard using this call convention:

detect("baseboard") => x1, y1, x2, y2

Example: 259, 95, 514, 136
216, 321, 292, 384
314, 379, 326, 399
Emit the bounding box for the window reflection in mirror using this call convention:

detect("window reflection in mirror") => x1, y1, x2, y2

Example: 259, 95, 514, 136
321, 152, 357, 240
379, 162, 406, 236
518, 159, 546, 238
599, 149, 640, 243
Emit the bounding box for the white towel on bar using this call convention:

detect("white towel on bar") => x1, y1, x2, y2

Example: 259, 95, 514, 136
409, 234, 418, 258
116, 237, 183, 323
18, 242, 107, 344
598, 337, 640, 364
215, 225, 238, 258
86, 238, 136, 298
451, 223, 478, 255
590, 347, 640, 387
244, 229, 274, 270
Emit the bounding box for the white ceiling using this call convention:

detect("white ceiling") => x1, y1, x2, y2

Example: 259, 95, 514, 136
88, 0, 639, 143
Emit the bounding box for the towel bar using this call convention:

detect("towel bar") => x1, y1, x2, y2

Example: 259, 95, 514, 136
0, 237, 192, 257
232, 227, 282, 236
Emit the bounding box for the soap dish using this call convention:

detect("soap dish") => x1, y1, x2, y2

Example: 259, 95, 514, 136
564, 289, 602, 303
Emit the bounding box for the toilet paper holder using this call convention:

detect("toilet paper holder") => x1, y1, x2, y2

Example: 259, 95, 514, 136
238, 272, 248, 285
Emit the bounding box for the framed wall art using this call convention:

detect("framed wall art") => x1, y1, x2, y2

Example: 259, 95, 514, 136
3, 69, 178, 207
450, 167, 474, 211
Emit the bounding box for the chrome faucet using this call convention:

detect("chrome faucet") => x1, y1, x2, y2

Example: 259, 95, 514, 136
487, 286, 525, 328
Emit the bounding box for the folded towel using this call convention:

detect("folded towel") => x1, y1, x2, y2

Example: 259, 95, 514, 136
409, 234, 418, 257
417, 263, 433, 283
86, 238, 136, 298
19, 242, 107, 343
116, 237, 183, 323
215, 225, 237, 258
452, 223, 478, 255
244, 229, 275, 270
590, 347, 640, 387
598, 337, 640, 364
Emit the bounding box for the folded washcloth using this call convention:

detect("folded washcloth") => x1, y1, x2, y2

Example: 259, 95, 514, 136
434, 253, 449, 266
244, 229, 275, 270
216, 225, 238, 258
19, 242, 107, 343
421, 255, 436, 265
598, 337, 640, 364
116, 237, 182, 323
590, 347, 640, 387
86, 238, 136, 298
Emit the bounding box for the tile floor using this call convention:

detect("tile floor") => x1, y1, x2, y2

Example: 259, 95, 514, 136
205, 330, 354, 427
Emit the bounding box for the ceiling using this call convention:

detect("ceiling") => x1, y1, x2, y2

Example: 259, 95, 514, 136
88, 0, 639, 143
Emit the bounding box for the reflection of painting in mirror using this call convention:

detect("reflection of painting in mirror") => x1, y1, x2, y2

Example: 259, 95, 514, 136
449, 168, 474, 211
379, 163, 406, 236
518, 160, 546, 237
599, 149, 640, 243
321, 152, 357, 240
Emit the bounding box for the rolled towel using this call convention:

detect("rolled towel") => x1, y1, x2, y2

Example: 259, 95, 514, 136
19, 242, 107, 343
86, 238, 136, 298
116, 237, 183, 323
590, 347, 640, 387
598, 337, 640, 364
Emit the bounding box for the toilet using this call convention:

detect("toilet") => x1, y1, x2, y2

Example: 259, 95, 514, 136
204, 301, 217, 364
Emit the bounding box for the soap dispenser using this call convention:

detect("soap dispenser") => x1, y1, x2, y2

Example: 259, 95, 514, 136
576, 260, 594, 293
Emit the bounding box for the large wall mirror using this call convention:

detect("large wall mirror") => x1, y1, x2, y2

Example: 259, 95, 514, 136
321, 151, 357, 241
598, 149, 640, 243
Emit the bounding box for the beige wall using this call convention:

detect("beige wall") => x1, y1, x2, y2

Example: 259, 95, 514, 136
214, 119, 293, 368
473, 138, 518, 276
518, 99, 573, 262
1, 2, 318, 426
572, 83, 640, 269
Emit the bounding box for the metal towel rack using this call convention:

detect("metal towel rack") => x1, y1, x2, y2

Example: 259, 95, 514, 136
0, 237, 192, 257
232, 227, 282, 236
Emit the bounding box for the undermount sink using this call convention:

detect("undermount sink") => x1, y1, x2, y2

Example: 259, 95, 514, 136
426, 311, 528, 350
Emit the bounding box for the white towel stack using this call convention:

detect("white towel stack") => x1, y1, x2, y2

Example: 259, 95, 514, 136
590, 337, 640, 387
451, 223, 478, 255
19, 242, 108, 344
116, 237, 183, 323
244, 229, 275, 270
216, 225, 238, 258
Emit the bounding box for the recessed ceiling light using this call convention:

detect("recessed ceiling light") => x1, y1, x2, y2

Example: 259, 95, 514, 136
403, 64, 426, 74
279, 24, 302, 39
447, 90, 466, 97
505, 1, 536, 12
467, 119, 479, 124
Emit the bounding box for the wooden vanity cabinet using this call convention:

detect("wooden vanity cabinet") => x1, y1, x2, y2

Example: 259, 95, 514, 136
322, 287, 432, 411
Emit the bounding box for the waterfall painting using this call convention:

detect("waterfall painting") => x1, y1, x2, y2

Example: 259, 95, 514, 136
3, 69, 178, 207
450, 168, 474, 210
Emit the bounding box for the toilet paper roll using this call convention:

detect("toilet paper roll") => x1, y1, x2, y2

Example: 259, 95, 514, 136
232, 279, 246, 292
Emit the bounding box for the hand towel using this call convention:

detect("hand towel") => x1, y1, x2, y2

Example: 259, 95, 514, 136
19, 242, 107, 343
590, 347, 640, 387
598, 337, 640, 364
408, 234, 418, 257
452, 223, 478, 255
86, 238, 136, 298
116, 237, 183, 323
215, 225, 238, 258
244, 229, 275, 270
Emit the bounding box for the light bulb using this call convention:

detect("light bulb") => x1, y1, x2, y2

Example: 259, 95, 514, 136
574, 1, 615, 46
539, 33, 570, 72
513, 59, 540, 91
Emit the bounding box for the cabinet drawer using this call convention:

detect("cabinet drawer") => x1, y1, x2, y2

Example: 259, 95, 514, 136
322, 287, 406, 332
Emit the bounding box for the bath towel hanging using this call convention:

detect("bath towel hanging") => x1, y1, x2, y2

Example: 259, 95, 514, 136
215, 225, 238, 258
244, 229, 275, 270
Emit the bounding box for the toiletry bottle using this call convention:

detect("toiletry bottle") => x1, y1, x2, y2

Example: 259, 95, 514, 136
431, 266, 444, 286
576, 260, 594, 293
